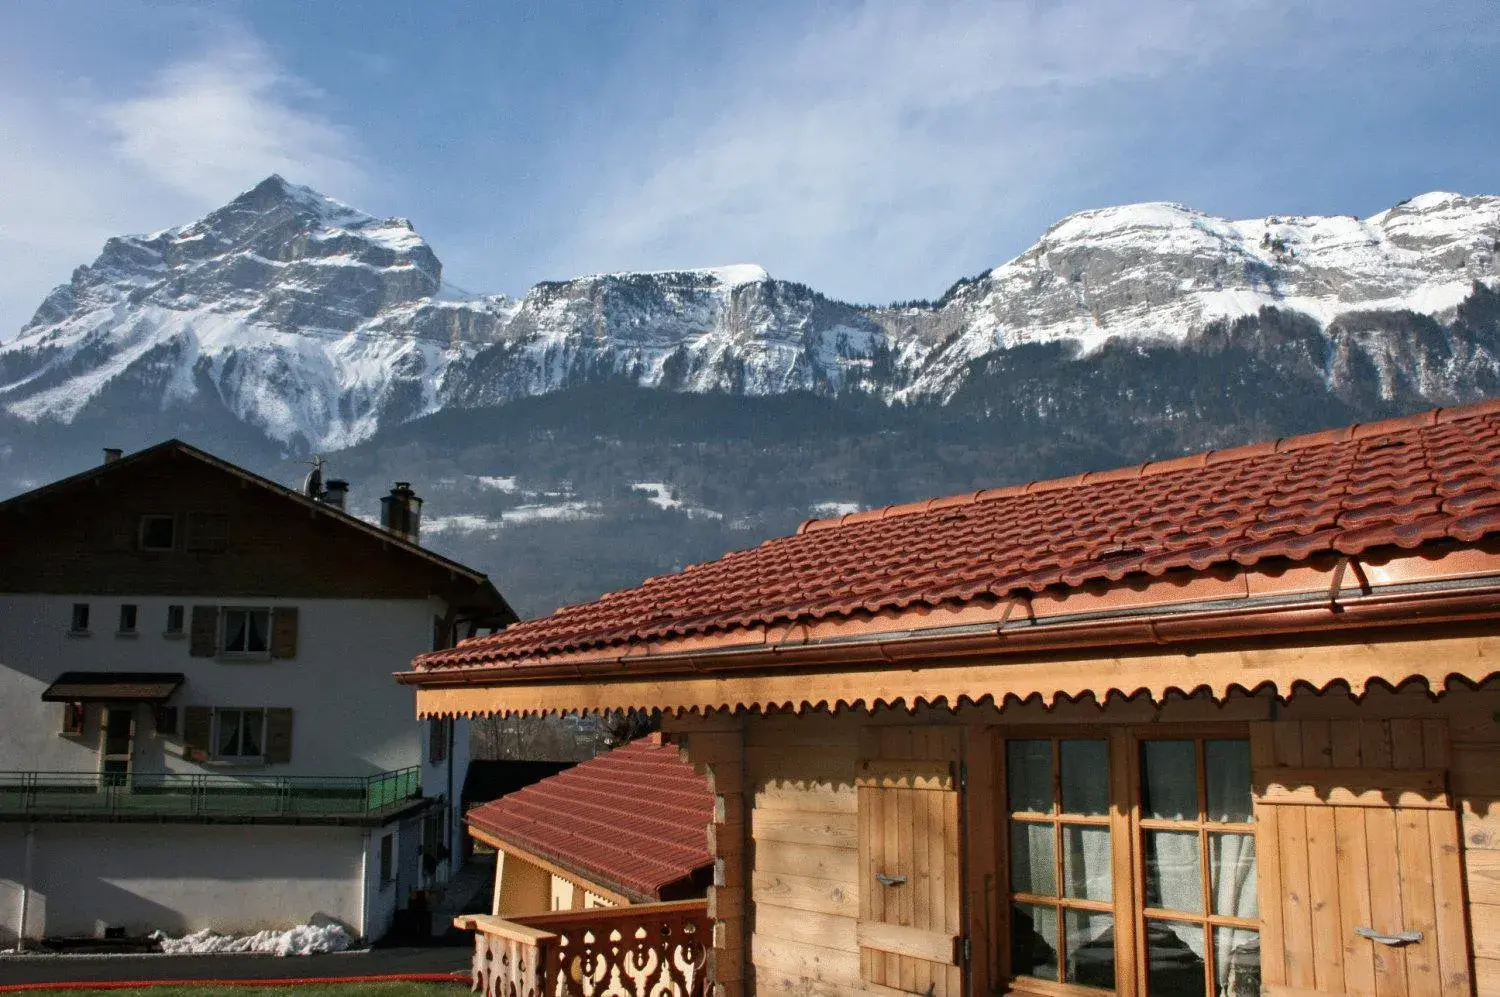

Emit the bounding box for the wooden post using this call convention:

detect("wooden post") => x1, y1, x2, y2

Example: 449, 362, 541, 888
669, 712, 748, 997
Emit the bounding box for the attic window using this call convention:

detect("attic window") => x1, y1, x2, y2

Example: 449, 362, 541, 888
139, 515, 176, 551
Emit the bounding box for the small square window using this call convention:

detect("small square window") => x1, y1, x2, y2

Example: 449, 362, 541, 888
61, 701, 85, 736
221, 608, 270, 656
139, 515, 175, 551
70, 603, 90, 633
118, 604, 138, 634
165, 604, 185, 634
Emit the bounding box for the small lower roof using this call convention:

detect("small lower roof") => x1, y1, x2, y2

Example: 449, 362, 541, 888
41, 672, 185, 702
465, 734, 712, 902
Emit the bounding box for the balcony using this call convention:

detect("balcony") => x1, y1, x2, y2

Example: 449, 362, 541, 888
456, 899, 710, 997
0, 767, 423, 824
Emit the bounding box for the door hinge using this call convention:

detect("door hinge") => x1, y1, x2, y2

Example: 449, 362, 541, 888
958, 761, 967, 791
962, 935, 971, 965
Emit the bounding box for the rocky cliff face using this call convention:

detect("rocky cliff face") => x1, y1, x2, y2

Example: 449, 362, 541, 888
2, 178, 1498, 462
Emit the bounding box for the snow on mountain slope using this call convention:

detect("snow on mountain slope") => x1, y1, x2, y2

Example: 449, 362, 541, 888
2, 177, 1497, 454
895, 192, 1500, 396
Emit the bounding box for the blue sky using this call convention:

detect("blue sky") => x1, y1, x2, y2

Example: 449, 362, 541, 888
1, 0, 1497, 335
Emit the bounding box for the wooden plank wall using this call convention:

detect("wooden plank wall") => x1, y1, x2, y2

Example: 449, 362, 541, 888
672, 686, 1500, 997
744, 711, 864, 997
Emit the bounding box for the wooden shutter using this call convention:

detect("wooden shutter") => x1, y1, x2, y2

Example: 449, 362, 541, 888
1252, 718, 1470, 997
857, 730, 965, 997
182, 706, 212, 760
265, 708, 294, 764
270, 607, 298, 659
189, 606, 218, 656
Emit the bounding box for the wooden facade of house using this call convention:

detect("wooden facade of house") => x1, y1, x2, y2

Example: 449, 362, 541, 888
403, 400, 1500, 997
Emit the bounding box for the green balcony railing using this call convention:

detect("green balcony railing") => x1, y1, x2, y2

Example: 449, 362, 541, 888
0, 767, 422, 820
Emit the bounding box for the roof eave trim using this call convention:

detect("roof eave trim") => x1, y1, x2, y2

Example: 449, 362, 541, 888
398, 570, 1500, 689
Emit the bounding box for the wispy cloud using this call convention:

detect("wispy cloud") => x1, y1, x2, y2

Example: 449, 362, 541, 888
103, 32, 366, 203
545, 0, 1435, 302
0, 27, 368, 337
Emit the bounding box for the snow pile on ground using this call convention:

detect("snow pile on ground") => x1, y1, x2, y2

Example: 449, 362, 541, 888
149, 921, 353, 956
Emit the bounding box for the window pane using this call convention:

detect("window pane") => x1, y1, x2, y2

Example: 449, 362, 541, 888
1008, 740, 1053, 812
1064, 909, 1115, 988
1142, 740, 1198, 820
1010, 903, 1059, 981
218, 711, 242, 755
1210, 833, 1258, 918
1205, 740, 1252, 823
247, 611, 269, 653
1010, 821, 1056, 896
1145, 920, 1206, 997
1215, 926, 1261, 997
241, 710, 264, 756
1145, 830, 1202, 913
224, 612, 247, 652
1063, 825, 1112, 901
1060, 740, 1109, 816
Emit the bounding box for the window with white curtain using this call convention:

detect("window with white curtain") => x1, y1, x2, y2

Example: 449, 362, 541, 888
1139, 737, 1258, 997
1006, 738, 1116, 988
1003, 734, 1258, 996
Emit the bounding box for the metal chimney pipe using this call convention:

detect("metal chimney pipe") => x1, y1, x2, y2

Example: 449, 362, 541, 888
380, 482, 423, 543
322, 479, 349, 511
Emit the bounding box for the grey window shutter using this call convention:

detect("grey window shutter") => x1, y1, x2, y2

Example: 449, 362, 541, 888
182, 707, 212, 760
270, 607, 298, 659
265, 708, 294, 764
189, 606, 218, 656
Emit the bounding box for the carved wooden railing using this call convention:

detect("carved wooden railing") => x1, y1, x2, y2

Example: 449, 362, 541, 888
456, 898, 710, 997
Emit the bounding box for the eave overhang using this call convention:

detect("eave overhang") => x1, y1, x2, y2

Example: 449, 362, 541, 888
403, 543, 1500, 717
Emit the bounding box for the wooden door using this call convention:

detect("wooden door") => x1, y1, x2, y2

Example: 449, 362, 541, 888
857, 729, 965, 997
1252, 719, 1471, 997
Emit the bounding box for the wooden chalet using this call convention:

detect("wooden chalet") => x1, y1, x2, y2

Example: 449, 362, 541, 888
401, 399, 1500, 997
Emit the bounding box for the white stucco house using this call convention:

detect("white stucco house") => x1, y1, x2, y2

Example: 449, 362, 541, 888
0, 442, 516, 946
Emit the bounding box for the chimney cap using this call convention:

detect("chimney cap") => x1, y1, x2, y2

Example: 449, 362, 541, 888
103, 447, 123, 464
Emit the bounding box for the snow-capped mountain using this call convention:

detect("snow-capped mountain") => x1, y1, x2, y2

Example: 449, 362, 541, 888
2, 176, 1498, 457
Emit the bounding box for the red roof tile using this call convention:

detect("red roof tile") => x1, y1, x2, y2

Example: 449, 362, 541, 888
417, 400, 1500, 673
465, 736, 712, 901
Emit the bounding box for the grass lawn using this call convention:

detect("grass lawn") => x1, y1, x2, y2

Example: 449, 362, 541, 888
13, 984, 467, 997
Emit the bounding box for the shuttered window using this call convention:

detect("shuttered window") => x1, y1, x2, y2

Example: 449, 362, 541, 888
180, 706, 292, 765
857, 732, 965, 997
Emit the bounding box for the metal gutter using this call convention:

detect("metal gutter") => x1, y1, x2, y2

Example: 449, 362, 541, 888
397, 570, 1500, 688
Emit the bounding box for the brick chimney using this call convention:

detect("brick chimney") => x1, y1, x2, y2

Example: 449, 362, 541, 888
102, 448, 122, 465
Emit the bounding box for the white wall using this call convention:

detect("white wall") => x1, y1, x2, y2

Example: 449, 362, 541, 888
0, 823, 365, 939
0, 593, 442, 778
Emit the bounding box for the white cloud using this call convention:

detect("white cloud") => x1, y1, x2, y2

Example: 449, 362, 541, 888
544, 0, 1346, 302
0, 29, 367, 338
103, 33, 366, 203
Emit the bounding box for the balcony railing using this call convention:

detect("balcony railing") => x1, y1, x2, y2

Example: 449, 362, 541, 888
0, 767, 422, 820
456, 899, 710, 997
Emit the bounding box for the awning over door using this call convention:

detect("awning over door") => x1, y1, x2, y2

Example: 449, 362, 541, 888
40, 672, 185, 702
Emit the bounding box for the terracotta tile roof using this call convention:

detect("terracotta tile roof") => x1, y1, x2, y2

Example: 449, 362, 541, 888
417, 400, 1500, 673
465, 735, 712, 901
